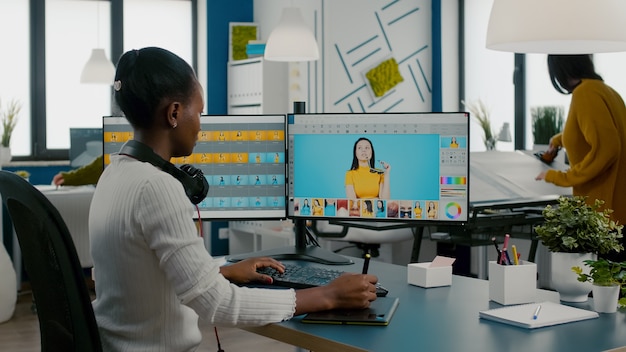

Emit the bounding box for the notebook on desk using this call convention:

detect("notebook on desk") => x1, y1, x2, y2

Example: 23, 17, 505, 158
479, 301, 598, 329
301, 297, 399, 326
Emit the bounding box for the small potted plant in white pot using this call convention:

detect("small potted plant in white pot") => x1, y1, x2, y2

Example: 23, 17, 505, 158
0, 98, 21, 165
535, 196, 624, 302
572, 258, 626, 313
463, 99, 497, 151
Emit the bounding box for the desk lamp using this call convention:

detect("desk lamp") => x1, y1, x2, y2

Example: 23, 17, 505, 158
498, 122, 512, 143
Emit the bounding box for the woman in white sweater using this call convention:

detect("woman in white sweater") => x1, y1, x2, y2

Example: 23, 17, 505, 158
89, 47, 378, 351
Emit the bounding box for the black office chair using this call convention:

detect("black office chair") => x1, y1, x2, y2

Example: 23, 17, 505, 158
0, 171, 102, 352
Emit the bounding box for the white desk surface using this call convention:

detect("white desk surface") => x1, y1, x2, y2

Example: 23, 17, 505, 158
470, 151, 571, 203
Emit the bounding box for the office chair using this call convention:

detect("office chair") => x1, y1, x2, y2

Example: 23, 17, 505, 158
0, 171, 102, 352
310, 220, 419, 261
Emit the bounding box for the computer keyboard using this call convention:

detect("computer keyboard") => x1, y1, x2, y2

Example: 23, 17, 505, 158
257, 263, 388, 297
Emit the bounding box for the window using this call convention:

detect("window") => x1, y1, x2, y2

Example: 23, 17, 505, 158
6, 0, 196, 160
463, 0, 514, 152
124, 0, 193, 64
524, 54, 570, 149
0, 1, 30, 156
46, 0, 113, 150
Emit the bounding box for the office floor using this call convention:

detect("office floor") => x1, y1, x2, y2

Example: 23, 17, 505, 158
0, 291, 297, 352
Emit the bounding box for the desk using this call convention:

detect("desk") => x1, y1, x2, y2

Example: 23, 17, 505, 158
244, 259, 626, 352
9, 185, 95, 286
36, 185, 95, 268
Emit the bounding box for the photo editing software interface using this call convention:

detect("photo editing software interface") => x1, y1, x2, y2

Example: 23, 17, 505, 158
102, 115, 287, 219
287, 112, 470, 223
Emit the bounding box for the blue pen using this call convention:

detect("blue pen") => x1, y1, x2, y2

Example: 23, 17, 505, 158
504, 249, 513, 265
533, 305, 542, 320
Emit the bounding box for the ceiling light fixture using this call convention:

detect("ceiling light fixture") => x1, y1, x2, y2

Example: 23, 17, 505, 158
486, 0, 626, 54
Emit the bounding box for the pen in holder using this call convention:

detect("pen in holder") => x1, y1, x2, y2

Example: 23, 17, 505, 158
489, 261, 537, 305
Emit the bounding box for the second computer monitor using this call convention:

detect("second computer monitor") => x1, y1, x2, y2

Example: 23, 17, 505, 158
287, 112, 470, 223
103, 114, 287, 220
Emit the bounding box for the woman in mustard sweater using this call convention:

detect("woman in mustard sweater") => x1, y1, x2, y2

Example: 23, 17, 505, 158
535, 55, 626, 259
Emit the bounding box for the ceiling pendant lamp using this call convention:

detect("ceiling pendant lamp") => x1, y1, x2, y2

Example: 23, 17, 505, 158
264, 7, 319, 62
80, 1, 115, 84
486, 0, 626, 54
80, 48, 115, 84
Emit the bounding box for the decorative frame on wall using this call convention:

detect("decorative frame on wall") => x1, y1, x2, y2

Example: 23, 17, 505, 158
319, 0, 436, 114
229, 22, 260, 61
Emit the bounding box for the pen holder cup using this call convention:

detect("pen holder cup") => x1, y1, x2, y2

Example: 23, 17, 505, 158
407, 262, 452, 288
489, 261, 537, 305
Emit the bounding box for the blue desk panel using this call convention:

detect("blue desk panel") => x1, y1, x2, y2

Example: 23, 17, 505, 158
244, 259, 626, 352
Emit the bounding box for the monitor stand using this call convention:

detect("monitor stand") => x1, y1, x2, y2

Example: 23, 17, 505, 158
226, 220, 354, 265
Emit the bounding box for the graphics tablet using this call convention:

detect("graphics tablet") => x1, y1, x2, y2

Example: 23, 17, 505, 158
301, 297, 399, 326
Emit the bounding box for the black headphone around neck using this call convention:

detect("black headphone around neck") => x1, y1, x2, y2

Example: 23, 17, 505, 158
119, 140, 209, 205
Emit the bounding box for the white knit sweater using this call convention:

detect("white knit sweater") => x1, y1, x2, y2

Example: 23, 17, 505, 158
89, 155, 296, 351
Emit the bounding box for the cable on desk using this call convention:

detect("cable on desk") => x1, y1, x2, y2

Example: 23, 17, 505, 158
304, 225, 321, 247
214, 326, 225, 352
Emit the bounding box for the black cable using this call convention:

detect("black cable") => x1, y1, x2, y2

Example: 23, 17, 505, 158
334, 244, 357, 253
304, 226, 321, 247
214, 326, 224, 352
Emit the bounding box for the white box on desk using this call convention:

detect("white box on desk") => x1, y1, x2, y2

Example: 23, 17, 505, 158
489, 260, 537, 305
407, 262, 452, 288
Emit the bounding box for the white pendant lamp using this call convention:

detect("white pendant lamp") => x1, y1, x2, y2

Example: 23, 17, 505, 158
264, 7, 320, 62
80, 48, 115, 84
80, 1, 115, 84
486, 0, 626, 54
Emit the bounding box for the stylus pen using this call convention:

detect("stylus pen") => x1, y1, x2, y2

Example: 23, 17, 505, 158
362, 252, 371, 274
533, 305, 542, 320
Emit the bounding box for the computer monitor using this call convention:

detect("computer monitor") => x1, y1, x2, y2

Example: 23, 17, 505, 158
228, 111, 470, 266
69, 127, 103, 168
102, 115, 288, 220
287, 112, 470, 224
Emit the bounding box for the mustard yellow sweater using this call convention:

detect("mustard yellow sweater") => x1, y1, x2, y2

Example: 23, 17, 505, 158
545, 79, 626, 224
62, 155, 104, 185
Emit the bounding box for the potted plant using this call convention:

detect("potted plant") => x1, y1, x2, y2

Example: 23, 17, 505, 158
0, 98, 21, 165
534, 195, 624, 302
531, 105, 564, 146
15, 170, 30, 182
463, 99, 496, 150
572, 258, 626, 313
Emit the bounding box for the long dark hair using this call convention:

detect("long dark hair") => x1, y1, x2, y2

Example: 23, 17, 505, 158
114, 47, 197, 129
547, 54, 603, 94
364, 200, 373, 213
350, 137, 376, 170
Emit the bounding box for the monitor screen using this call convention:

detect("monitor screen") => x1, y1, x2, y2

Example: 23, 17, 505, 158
103, 115, 287, 220
69, 127, 102, 168
287, 112, 469, 224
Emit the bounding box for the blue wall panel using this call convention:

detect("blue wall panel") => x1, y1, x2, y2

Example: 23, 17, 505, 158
206, 0, 253, 255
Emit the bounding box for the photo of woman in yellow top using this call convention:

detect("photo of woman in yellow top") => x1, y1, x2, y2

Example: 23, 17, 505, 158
413, 201, 423, 218
427, 201, 438, 219
450, 137, 459, 148
345, 137, 391, 199
312, 198, 323, 216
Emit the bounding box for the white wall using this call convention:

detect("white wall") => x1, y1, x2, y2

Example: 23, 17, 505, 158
254, 0, 456, 114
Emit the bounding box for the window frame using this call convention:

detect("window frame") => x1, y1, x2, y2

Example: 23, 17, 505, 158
22, 0, 197, 162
